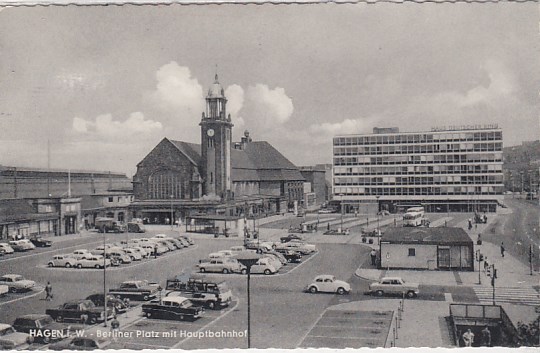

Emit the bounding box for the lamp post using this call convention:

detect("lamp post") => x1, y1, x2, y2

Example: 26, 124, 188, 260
376, 196, 380, 232
235, 251, 262, 349
103, 231, 107, 327
170, 195, 174, 231
339, 194, 344, 232
520, 171, 524, 196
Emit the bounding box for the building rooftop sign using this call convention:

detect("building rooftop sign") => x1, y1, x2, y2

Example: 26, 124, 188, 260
430, 124, 499, 132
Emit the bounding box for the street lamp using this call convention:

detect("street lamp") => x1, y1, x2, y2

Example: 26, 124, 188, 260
339, 194, 344, 232
376, 196, 380, 232
170, 195, 174, 231
103, 231, 107, 327
235, 251, 262, 349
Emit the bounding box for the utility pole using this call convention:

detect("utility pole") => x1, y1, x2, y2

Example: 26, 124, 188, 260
476, 250, 483, 285
490, 264, 497, 305
530, 244, 534, 276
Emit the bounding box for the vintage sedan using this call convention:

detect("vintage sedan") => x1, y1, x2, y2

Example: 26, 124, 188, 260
0, 324, 33, 350
142, 297, 203, 321
29, 236, 53, 247
306, 275, 351, 295
75, 256, 111, 269
0, 274, 35, 293
85, 294, 128, 314
9, 239, 36, 252
198, 258, 246, 274
249, 257, 278, 275
12, 314, 70, 344
275, 241, 316, 255
123, 248, 143, 261
0, 243, 15, 254
49, 336, 111, 350
48, 254, 78, 268
71, 249, 92, 260
368, 277, 420, 298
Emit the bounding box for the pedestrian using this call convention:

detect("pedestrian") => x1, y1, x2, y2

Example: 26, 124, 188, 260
45, 281, 53, 301
370, 249, 377, 266
481, 326, 491, 347
462, 329, 474, 347
483, 258, 489, 272
500, 242, 505, 257
475, 222, 478, 229
327, 223, 330, 231
110, 314, 120, 342
154, 243, 158, 259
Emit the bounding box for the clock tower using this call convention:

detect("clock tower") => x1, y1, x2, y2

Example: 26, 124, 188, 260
200, 74, 233, 199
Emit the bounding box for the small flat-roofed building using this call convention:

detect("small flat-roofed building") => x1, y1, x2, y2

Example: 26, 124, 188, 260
380, 227, 474, 271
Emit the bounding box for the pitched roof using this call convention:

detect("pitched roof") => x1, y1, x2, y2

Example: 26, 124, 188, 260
382, 227, 473, 244
164, 139, 304, 182
169, 140, 202, 166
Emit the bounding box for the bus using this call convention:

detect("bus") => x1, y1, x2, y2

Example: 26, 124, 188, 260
403, 211, 424, 227
406, 206, 425, 216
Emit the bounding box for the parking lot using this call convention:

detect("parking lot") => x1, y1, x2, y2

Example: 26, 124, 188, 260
299, 309, 393, 348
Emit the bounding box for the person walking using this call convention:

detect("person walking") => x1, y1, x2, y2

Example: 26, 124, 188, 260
500, 242, 505, 257
370, 249, 377, 266
110, 315, 120, 342
154, 243, 158, 259
462, 329, 474, 347
45, 282, 53, 301
481, 326, 491, 347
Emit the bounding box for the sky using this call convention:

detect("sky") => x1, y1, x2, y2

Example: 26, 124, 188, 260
0, 3, 538, 177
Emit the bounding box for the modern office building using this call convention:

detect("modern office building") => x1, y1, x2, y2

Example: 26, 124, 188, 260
332, 125, 504, 213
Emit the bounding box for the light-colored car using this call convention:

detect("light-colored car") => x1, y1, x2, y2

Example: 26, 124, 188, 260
250, 258, 278, 275
275, 241, 316, 255
306, 275, 351, 295
0, 324, 33, 350
217, 250, 234, 257
261, 254, 283, 270
129, 246, 149, 258
107, 249, 132, 264
140, 243, 167, 255
198, 258, 246, 274
153, 234, 169, 239
8, 240, 36, 252
47, 254, 78, 268
71, 249, 92, 260
123, 248, 143, 261
0, 285, 8, 296
0, 274, 35, 293
369, 277, 420, 298
90, 244, 117, 256
150, 239, 174, 252
229, 246, 246, 255
0, 243, 15, 254
75, 255, 111, 269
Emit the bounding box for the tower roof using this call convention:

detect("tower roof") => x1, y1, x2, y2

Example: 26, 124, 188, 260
207, 74, 225, 99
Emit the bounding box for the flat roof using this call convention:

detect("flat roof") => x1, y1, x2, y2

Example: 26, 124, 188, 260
335, 126, 502, 138
382, 227, 473, 245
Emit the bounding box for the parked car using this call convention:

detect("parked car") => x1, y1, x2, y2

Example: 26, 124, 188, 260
229, 246, 247, 255
280, 234, 304, 243
0, 274, 35, 293
75, 255, 111, 269
48, 336, 111, 350
45, 300, 112, 324
123, 248, 142, 261
0, 323, 33, 350
107, 249, 132, 264
198, 258, 246, 274
176, 238, 191, 247
249, 258, 278, 275
178, 235, 194, 245
306, 275, 351, 295
368, 277, 420, 298
275, 248, 303, 263
167, 238, 185, 249
95, 217, 125, 233
12, 314, 70, 344
261, 254, 284, 270
109, 280, 160, 301
29, 236, 53, 248
48, 254, 78, 268
85, 294, 128, 314
151, 239, 176, 251
0, 285, 8, 297
0, 243, 15, 254
165, 276, 232, 310
90, 244, 117, 256
217, 250, 234, 257
140, 243, 167, 256
261, 250, 287, 265
71, 249, 92, 260
127, 221, 146, 233
9, 239, 36, 252
275, 241, 316, 255
142, 297, 203, 321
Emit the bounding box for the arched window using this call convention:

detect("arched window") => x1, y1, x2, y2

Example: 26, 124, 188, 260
148, 170, 184, 199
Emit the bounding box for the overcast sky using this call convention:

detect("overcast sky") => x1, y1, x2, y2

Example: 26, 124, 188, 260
0, 4, 538, 176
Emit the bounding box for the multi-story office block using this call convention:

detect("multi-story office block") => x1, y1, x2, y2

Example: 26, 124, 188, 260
332, 125, 504, 213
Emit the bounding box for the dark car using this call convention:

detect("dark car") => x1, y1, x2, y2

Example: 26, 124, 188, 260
85, 294, 128, 314
280, 234, 304, 243
12, 314, 70, 344
142, 297, 203, 321
29, 237, 53, 248
275, 249, 303, 263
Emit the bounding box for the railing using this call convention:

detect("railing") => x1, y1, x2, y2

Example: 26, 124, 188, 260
385, 297, 405, 347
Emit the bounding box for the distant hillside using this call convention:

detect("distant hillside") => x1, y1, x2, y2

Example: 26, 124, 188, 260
503, 140, 540, 192
504, 140, 540, 167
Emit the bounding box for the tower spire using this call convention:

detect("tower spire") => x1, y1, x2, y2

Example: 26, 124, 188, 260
215, 64, 218, 82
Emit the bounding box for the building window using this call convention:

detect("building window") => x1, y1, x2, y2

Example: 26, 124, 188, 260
108, 197, 113, 202
148, 170, 184, 199
408, 248, 416, 257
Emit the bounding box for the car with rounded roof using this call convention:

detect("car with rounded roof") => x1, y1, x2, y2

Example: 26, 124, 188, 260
9, 239, 36, 252
275, 241, 316, 255
178, 235, 194, 245
0, 323, 34, 350
0, 243, 15, 254
0, 274, 35, 293
140, 243, 167, 256
142, 296, 203, 321
306, 275, 350, 295
75, 255, 111, 269
249, 257, 278, 275
123, 248, 142, 261
48, 254, 78, 268
29, 236, 53, 248
198, 258, 246, 274
107, 249, 132, 264
71, 249, 92, 260
85, 294, 128, 314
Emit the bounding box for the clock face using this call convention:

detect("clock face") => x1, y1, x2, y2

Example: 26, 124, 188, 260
207, 129, 215, 137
